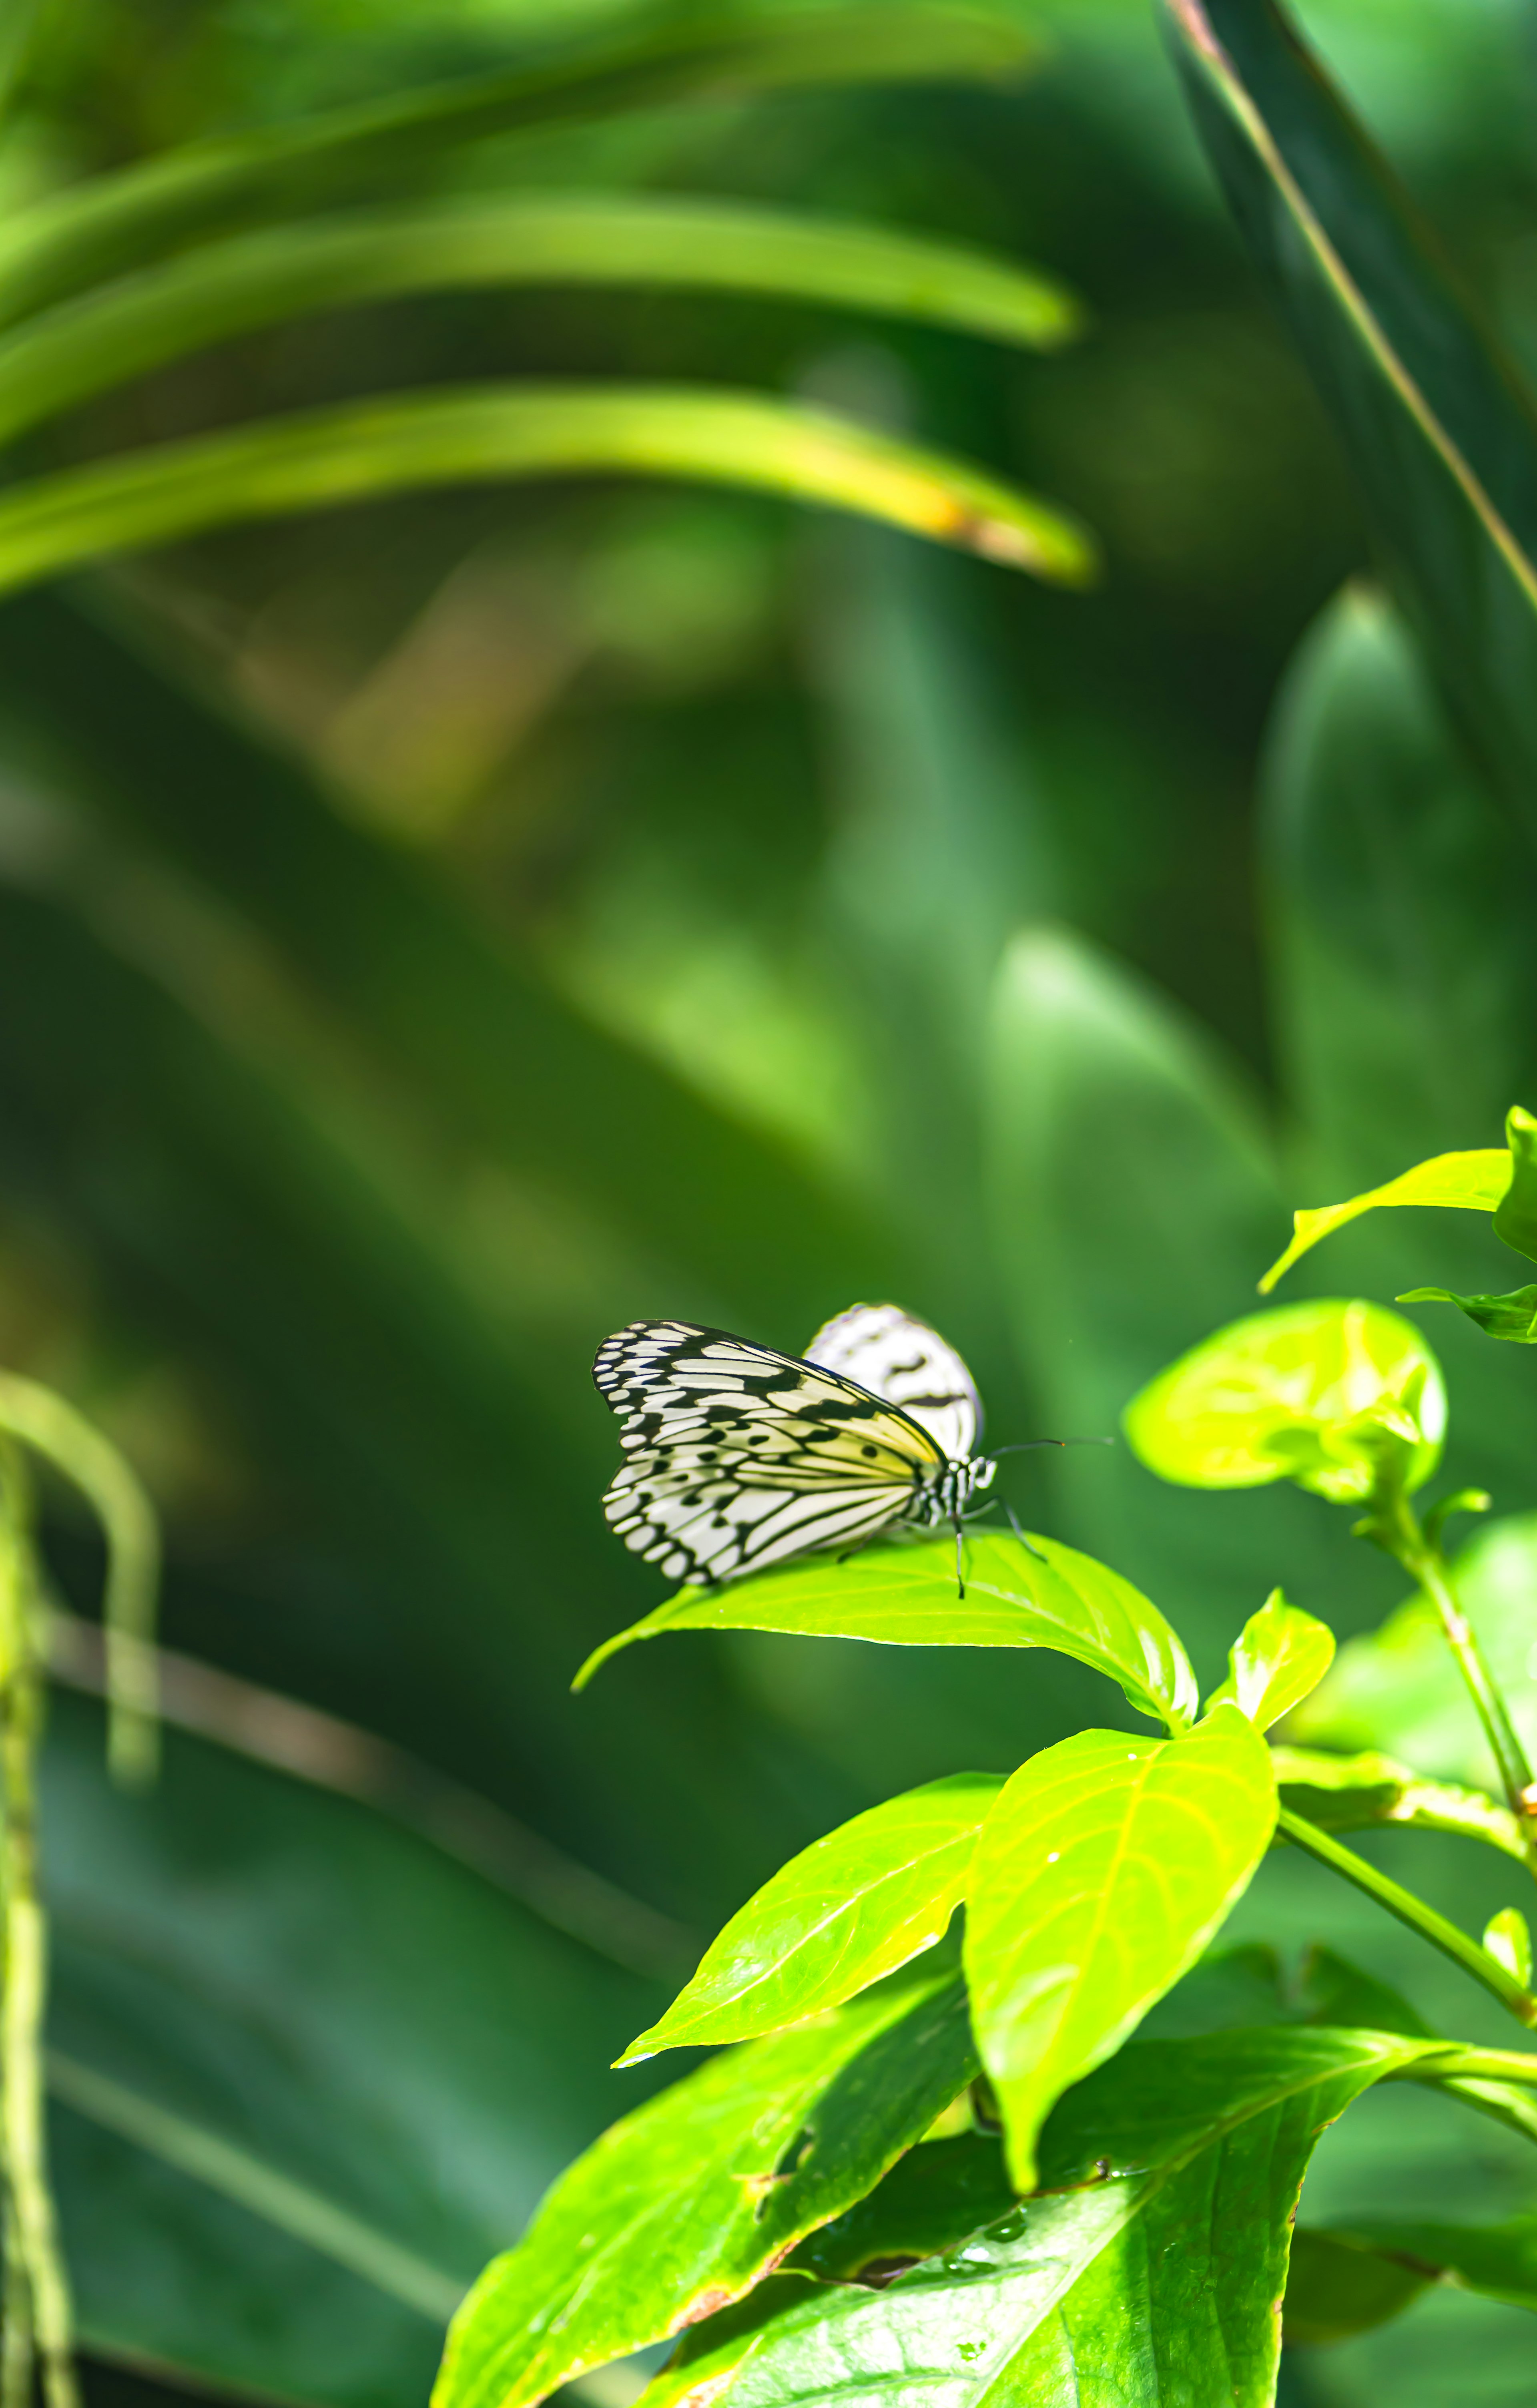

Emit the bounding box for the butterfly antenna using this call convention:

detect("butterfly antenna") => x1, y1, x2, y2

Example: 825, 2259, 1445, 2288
989, 1437, 1114, 1457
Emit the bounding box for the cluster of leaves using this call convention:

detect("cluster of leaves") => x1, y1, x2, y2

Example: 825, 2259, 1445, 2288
432, 1279, 1537, 2408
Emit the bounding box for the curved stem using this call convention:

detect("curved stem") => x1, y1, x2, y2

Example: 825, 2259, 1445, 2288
1370, 1493, 1537, 1865
1277, 1805, 1537, 2028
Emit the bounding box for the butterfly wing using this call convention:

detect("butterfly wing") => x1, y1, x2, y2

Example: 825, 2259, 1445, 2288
804, 1303, 981, 1460
592, 1320, 941, 1585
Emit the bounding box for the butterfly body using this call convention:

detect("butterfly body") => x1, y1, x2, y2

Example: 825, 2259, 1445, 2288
592, 1306, 998, 1588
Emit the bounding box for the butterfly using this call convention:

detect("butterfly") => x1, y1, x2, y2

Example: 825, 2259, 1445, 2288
593, 1302, 1046, 1594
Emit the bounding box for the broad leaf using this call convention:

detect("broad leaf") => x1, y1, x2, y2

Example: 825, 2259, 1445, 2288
42, 1691, 659, 2408
1259, 584, 1537, 1195
0, 7, 1041, 324
715, 2028, 1433, 2408
0, 197, 1082, 450
1124, 1298, 1445, 1504
1494, 1106, 1537, 1263
1282, 2227, 1430, 2345
433, 1964, 977, 2408
0, 386, 1097, 600
1208, 1589, 1334, 1729
1269, 1746, 1523, 1863
1258, 1153, 1510, 1293
618, 1775, 1003, 2064
1159, 0, 1537, 849
963, 1705, 1276, 2187
1288, 2213, 1537, 2338
1290, 1513, 1537, 1790
576, 1530, 1199, 1733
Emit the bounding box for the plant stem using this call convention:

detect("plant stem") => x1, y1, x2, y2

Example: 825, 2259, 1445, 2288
1276, 1805, 1537, 2028
1372, 1493, 1537, 1860
1395, 2044, 1537, 2086
0, 1446, 77, 2408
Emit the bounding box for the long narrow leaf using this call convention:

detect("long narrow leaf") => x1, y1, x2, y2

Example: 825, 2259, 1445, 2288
0, 385, 1096, 594
0, 8, 1038, 329
1160, 0, 1537, 847
0, 196, 1081, 449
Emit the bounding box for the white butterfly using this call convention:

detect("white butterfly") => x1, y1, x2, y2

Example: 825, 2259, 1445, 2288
592, 1303, 1017, 1592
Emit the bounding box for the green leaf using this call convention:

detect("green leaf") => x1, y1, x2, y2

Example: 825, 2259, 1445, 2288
785, 2134, 1015, 2285
1485, 1909, 1533, 1990
1494, 1106, 1537, 1264
0, 7, 1041, 326
0, 197, 1082, 451
1207, 1589, 1334, 1729
1282, 2227, 1430, 2345
1258, 584, 1537, 1193
1291, 2213, 1537, 2330
0, 384, 1095, 600
1269, 1746, 1525, 1863
1290, 1512, 1537, 1791
1124, 1298, 1446, 1504
1399, 1284, 1537, 1342
617, 1775, 1003, 2064
41, 1691, 659, 2408
963, 1705, 1276, 2188
1158, 0, 1537, 851
638, 2277, 821, 2408
433, 1964, 977, 2408
1258, 1153, 1510, 1293
575, 1530, 1200, 1733
714, 2028, 1433, 2408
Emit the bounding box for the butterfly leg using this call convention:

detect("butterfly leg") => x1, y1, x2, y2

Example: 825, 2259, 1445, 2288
1003, 1496, 1047, 1564
953, 1517, 966, 1600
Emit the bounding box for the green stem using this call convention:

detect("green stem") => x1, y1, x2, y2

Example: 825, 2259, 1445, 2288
1395, 2044, 1537, 2086
1, 2201, 30, 2408
1372, 1493, 1537, 1857
0, 1448, 76, 2408
1277, 1806, 1537, 2028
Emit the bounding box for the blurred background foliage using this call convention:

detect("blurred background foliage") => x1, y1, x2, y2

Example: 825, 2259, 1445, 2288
5, 0, 1537, 2404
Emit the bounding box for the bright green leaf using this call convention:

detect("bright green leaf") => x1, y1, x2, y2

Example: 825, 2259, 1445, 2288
1494, 1107, 1537, 1264
1258, 1154, 1510, 1294
0, 197, 1083, 452
1208, 1589, 1334, 1729
1282, 2227, 1430, 2345
1399, 1284, 1537, 1342
618, 1775, 1003, 2064
963, 1705, 1276, 2189
0, 7, 1042, 327
716, 2028, 1432, 2408
1124, 1298, 1445, 1505
0, 385, 1098, 600
638, 2276, 820, 2408
1269, 1746, 1525, 1863
1485, 1910, 1534, 1990
433, 1964, 977, 2408
575, 1530, 1199, 1733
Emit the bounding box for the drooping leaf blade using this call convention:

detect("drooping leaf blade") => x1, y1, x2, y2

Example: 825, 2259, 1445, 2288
1281, 2227, 1430, 2345
963, 1705, 1276, 2188
575, 1530, 1199, 1733
618, 1774, 1003, 2064
1288, 2213, 1537, 2337
1159, 0, 1537, 851
1207, 1589, 1334, 1730
0, 385, 1096, 598
1259, 1153, 1511, 1292
0, 7, 1041, 327
716, 2028, 1433, 2408
0, 197, 1082, 450
432, 1966, 977, 2408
